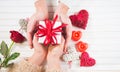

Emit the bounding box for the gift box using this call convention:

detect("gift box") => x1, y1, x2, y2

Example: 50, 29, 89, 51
36, 15, 67, 46
38, 21, 61, 44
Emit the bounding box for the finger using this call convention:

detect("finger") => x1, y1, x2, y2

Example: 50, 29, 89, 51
33, 35, 39, 47
27, 16, 37, 48
60, 14, 68, 24
54, 2, 69, 18
61, 36, 67, 53
63, 43, 68, 53
27, 33, 33, 48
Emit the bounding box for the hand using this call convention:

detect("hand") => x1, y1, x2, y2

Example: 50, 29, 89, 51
60, 14, 72, 53
54, 2, 72, 53
46, 36, 65, 71
28, 35, 47, 66
27, 0, 48, 48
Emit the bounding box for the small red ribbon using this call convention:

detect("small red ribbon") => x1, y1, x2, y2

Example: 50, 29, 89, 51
36, 15, 67, 46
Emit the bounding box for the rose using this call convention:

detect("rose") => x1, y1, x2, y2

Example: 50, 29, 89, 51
10, 30, 26, 43
0, 29, 26, 68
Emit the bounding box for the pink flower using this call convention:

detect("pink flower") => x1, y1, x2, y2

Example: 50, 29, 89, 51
10, 30, 26, 43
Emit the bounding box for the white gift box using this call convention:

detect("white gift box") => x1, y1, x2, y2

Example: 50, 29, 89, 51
38, 21, 62, 44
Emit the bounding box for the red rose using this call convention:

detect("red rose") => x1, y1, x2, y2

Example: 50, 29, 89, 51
10, 30, 26, 43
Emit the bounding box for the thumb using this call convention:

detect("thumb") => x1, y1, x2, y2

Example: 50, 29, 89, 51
63, 44, 68, 53
27, 15, 37, 49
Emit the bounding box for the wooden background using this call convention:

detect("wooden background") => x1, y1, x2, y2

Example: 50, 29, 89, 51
0, 0, 120, 71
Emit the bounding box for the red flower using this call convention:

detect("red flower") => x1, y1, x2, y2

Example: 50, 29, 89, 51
69, 9, 89, 29
76, 41, 88, 52
10, 30, 26, 43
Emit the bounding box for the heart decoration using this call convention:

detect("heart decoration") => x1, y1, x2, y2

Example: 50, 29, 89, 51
80, 52, 96, 66
76, 41, 88, 52
69, 10, 89, 29
72, 31, 82, 41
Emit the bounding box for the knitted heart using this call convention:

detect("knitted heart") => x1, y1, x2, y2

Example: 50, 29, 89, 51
80, 52, 96, 66
69, 10, 89, 29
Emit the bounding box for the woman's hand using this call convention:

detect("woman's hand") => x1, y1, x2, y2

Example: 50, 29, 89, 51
28, 35, 47, 66
27, 0, 48, 66
27, 0, 48, 49
60, 14, 72, 53
54, 2, 72, 53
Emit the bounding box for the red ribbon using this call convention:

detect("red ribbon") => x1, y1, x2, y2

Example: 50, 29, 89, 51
36, 15, 67, 46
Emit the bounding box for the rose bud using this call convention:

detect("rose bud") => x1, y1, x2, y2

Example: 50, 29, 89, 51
10, 30, 26, 43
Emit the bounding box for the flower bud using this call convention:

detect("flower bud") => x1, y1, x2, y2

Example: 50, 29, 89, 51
10, 30, 26, 43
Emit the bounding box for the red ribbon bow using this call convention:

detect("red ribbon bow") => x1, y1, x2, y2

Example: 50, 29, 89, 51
36, 15, 67, 46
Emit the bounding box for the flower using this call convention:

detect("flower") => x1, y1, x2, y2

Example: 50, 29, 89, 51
69, 9, 89, 29
75, 41, 88, 52
72, 31, 82, 41
10, 30, 26, 43
0, 21, 26, 69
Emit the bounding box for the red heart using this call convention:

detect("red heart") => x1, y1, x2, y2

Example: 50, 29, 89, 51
76, 41, 88, 52
80, 52, 96, 66
72, 31, 82, 41
69, 10, 89, 29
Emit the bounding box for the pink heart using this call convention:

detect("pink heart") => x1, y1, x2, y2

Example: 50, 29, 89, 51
69, 10, 89, 29
80, 52, 96, 66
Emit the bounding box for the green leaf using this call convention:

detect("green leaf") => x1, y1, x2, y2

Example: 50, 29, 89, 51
1, 58, 8, 67
1, 52, 20, 67
0, 41, 8, 58
8, 52, 20, 60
